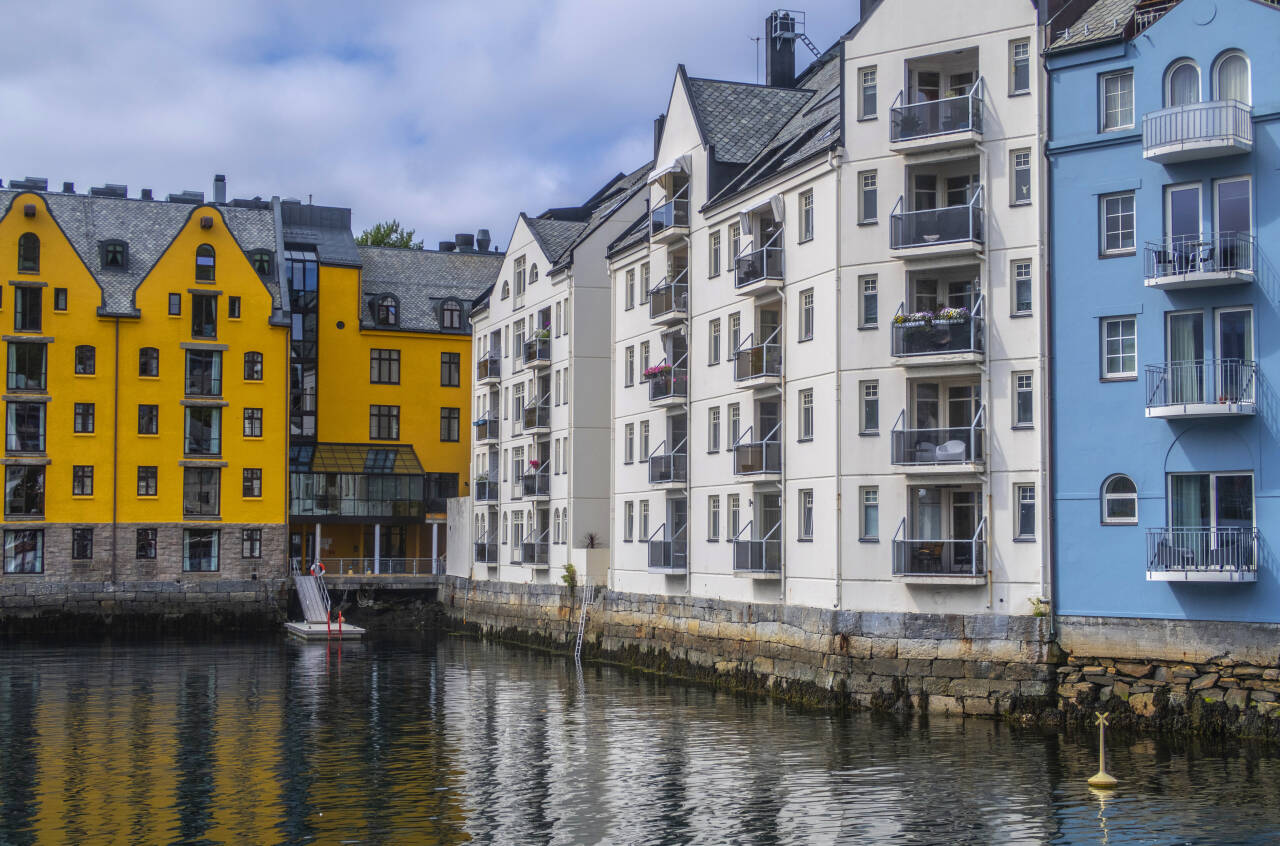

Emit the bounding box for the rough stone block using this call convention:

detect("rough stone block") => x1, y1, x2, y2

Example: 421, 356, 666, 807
1020, 681, 1050, 697
932, 660, 966, 679
927, 695, 963, 715
897, 639, 939, 660
902, 614, 964, 640
905, 659, 933, 677
1189, 673, 1219, 691
1226, 688, 1250, 709
867, 658, 907, 677
962, 615, 1010, 641
1129, 692, 1156, 717
860, 612, 905, 639
870, 639, 898, 659
923, 677, 952, 695
963, 697, 997, 715
1115, 662, 1153, 679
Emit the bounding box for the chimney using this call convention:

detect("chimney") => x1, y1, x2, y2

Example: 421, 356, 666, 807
141, 188, 153, 201
765, 11, 796, 88
439, 240, 456, 252
860, 0, 876, 23
213, 174, 227, 204
653, 114, 666, 159
476, 229, 492, 252
62, 182, 75, 193
455, 233, 475, 252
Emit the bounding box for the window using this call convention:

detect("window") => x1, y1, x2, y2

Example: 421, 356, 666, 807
639, 263, 649, 304
1010, 38, 1030, 94
71, 528, 93, 561
14, 286, 41, 332
369, 349, 399, 384
624, 422, 635, 464
708, 495, 721, 541
1214, 51, 1250, 104
139, 347, 159, 377
136, 528, 157, 559
73, 402, 95, 434
249, 249, 272, 276
7, 343, 46, 391
708, 318, 721, 365
709, 230, 721, 277
1101, 317, 1137, 379
370, 405, 400, 440
728, 494, 741, 538
860, 487, 879, 540
191, 293, 217, 338
624, 501, 634, 542
53, 288, 67, 311
1165, 59, 1200, 108
376, 295, 399, 326
101, 239, 129, 269
243, 407, 263, 438
639, 500, 649, 540
183, 529, 219, 572
137, 466, 157, 496
1013, 261, 1033, 315
442, 300, 462, 330
72, 464, 93, 496
195, 244, 216, 281
242, 468, 262, 498
728, 403, 740, 446
555, 370, 562, 405
441, 352, 461, 387
624, 346, 635, 387
1014, 372, 1034, 427
625, 269, 635, 311
185, 350, 222, 396
639, 341, 650, 374
555, 302, 563, 336
1100, 70, 1134, 131
859, 171, 877, 223
799, 389, 814, 441
168, 293, 181, 315
74, 345, 95, 375
4, 529, 42, 573
17, 233, 39, 273
183, 468, 220, 517
799, 189, 814, 242
242, 528, 262, 558
138, 404, 158, 435
440, 407, 460, 442
798, 489, 814, 540
4, 466, 44, 517
1100, 192, 1135, 254
799, 288, 814, 341
708, 406, 721, 453
501, 281, 510, 300
1102, 474, 1138, 524
529, 264, 539, 286
228, 296, 241, 319
1016, 485, 1036, 539
184, 407, 221, 455
860, 381, 879, 434
1011, 150, 1031, 205
6, 403, 44, 452
859, 66, 877, 118
728, 312, 740, 352
243, 351, 263, 381
860, 276, 878, 328
639, 420, 650, 460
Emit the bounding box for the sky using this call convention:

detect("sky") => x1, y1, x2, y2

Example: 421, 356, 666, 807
0, 0, 856, 250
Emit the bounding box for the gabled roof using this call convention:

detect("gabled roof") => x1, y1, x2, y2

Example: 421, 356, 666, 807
524, 216, 588, 265
551, 160, 652, 273
1048, 0, 1140, 50
356, 244, 503, 333
605, 209, 651, 259
684, 76, 814, 165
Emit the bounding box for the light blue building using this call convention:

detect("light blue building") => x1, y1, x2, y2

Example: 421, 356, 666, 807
1047, 0, 1280, 624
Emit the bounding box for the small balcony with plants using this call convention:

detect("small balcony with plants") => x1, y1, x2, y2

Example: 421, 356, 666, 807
1145, 359, 1256, 420
733, 329, 782, 389
890, 405, 985, 474
1144, 232, 1255, 290
476, 350, 501, 385
890, 73, 984, 155
890, 296, 984, 365
523, 331, 551, 369
649, 268, 689, 325
732, 423, 781, 481
474, 414, 500, 444
522, 397, 551, 434
647, 522, 688, 574
732, 520, 781, 578
646, 358, 688, 408
650, 183, 690, 244
647, 439, 687, 489
890, 186, 984, 259
1143, 99, 1252, 164
733, 228, 785, 297
521, 461, 550, 501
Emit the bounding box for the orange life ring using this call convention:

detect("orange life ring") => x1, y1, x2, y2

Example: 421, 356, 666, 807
311, 561, 326, 576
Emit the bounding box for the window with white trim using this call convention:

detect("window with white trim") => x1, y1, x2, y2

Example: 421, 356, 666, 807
1102, 474, 1138, 524
1101, 317, 1137, 379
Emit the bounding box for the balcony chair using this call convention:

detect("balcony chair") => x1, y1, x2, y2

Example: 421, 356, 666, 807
935, 440, 967, 463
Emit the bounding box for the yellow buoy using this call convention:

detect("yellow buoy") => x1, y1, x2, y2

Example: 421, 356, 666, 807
1088, 711, 1119, 789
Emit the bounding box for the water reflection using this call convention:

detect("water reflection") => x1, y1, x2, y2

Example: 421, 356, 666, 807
0, 636, 1277, 844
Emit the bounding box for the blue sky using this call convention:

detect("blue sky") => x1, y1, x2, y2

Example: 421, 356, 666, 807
0, 1, 856, 249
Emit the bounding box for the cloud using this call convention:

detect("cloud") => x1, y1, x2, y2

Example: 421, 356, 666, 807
0, 0, 855, 248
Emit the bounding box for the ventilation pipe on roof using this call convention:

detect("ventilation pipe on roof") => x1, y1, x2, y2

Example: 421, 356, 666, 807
439, 241, 456, 252
214, 174, 227, 204
455, 233, 475, 252
141, 188, 153, 201
477, 229, 492, 252
653, 114, 666, 159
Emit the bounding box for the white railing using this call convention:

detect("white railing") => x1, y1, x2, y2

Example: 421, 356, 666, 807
289, 557, 442, 577
1147, 527, 1257, 576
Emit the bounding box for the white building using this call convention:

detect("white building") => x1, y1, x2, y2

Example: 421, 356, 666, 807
470, 169, 649, 583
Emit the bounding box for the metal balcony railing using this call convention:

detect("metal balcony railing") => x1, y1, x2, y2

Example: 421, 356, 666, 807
890, 186, 984, 250
523, 336, 551, 366
891, 294, 983, 358
474, 417, 500, 441
734, 228, 785, 289
1147, 527, 1257, 576
732, 521, 782, 574
651, 187, 690, 237
1143, 100, 1252, 156
474, 540, 498, 564
649, 269, 689, 320
521, 532, 550, 566
521, 467, 550, 498
892, 517, 986, 577
647, 523, 688, 571
474, 479, 499, 503
1145, 359, 1256, 409
294, 557, 442, 577
890, 405, 985, 466
648, 439, 688, 485
890, 78, 984, 142
1144, 232, 1254, 280
647, 358, 688, 403
522, 398, 550, 430
477, 351, 501, 381
733, 424, 782, 475
733, 328, 782, 382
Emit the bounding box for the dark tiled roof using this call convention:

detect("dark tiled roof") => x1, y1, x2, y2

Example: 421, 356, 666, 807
0, 189, 280, 315
551, 161, 652, 272
280, 201, 361, 266
685, 77, 813, 164
1048, 0, 1139, 49
606, 209, 651, 258
524, 217, 588, 265
356, 244, 503, 333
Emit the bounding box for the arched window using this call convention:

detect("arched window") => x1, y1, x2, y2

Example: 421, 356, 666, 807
195, 244, 215, 281
376, 295, 398, 326
1102, 474, 1138, 524
561, 510, 569, 544
17, 233, 39, 272
530, 264, 539, 285
139, 347, 159, 377
74, 345, 96, 375
552, 509, 561, 543
1214, 51, 1250, 104
1165, 59, 1200, 107
244, 351, 263, 381
500, 281, 510, 300
441, 300, 462, 330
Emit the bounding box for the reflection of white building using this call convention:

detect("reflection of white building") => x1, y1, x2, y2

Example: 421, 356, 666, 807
469, 170, 648, 583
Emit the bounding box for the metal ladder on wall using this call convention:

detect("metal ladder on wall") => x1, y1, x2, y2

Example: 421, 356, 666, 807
573, 584, 597, 663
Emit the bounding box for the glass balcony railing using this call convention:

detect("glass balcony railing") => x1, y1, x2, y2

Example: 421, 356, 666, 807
521, 470, 549, 498
474, 417, 499, 441
891, 296, 984, 358
734, 246, 784, 289
648, 530, 688, 571
523, 336, 550, 366
521, 539, 550, 566
890, 407, 985, 467
892, 517, 986, 577
648, 444, 687, 485
651, 195, 690, 238
733, 338, 782, 382
647, 366, 688, 403
474, 541, 498, 564
649, 274, 689, 321
477, 352, 500, 381
1147, 526, 1258, 580
522, 401, 550, 430
474, 479, 499, 503
733, 428, 781, 476
732, 524, 782, 574
890, 80, 983, 143
890, 187, 984, 250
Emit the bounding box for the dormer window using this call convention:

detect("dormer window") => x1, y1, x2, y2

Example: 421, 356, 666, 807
501, 281, 510, 299
376, 294, 399, 326
195, 244, 215, 282
441, 300, 462, 330
101, 240, 128, 270
248, 249, 272, 276
17, 233, 39, 273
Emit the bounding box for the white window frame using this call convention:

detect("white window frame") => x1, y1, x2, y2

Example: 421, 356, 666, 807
798, 489, 814, 540
1010, 149, 1032, 206
1213, 50, 1251, 105
1102, 474, 1139, 525
1100, 192, 1136, 255
624, 422, 634, 464
1009, 38, 1031, 95
798, 388, 814, 441
859, 275, 878, 328
1013, 372, 1034, 428
708, 406, 721, 453
860, 487, 878, 541
624, 501, 634, 542
1012, 260, 1033, 315
728, 403, 741, 446
1164, 58, 1201, 108
859, 380, 879, 434
709, 230, 721, 277
625, 268, 635, 311
799, 189, 815, 243
858, 170, 877, 224
708, 495, 721, 541
624, 346, 635, 387
799, 288, 814, 341
1015, 484, 1036, 539
1099, 70, 1135, 132
858, 66, 877, 119
728, 493, 740, 538
709, 318, 721, 365
1100, 316, 1137, 380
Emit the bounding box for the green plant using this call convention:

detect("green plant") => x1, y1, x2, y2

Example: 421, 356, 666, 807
1029, 596, 1049, 617
562, 562, 578, 592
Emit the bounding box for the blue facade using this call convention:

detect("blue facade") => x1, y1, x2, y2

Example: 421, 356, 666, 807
1048, 0, 1280, 622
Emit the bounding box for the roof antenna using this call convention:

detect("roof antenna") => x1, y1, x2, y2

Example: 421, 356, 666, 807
751, 36, 762, 84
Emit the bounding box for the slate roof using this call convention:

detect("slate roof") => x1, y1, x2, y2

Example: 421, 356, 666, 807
280, 201, 361, 266
684, 77, 813, 165
1048, 0, 1140, 49
551, 161, 652, 272
606, 210, 651, 259
356, 244, 503, 333
524, 217, 588, 265
0, 188, 281, 315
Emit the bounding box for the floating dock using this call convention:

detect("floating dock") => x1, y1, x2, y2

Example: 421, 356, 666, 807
286, 572, 365, 640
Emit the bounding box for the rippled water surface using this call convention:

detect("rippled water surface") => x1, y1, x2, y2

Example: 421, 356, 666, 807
1, 635, 1279, 844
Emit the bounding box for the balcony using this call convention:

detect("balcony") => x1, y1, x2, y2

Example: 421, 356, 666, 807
290, 472, 424, 522
1144, 233, 1255, 290
647, 526, 688, 574
299, 557, 441, 577
1143, 100, 1252, 164
732, 523, 781, 578
1145, 359, 1256, 419
649, 271, 689, 325
733, 426, 781, 480
890, 297, 984, 365
650, 191, 690, 244
647, 363, 688, 408
890, 187, 984, 259
734, 233, 784, 297
1147, 527, 1257, 582
889, 79, 984, 155
890, 406, 985, 474
892, 517, 986, 585
474, 417, 500, 444
521, 468, 550, 501
733, 333, 782, 389
522, 400, 551, 434
474, 541, 498, 565
474, 479, 499, 503
520, 538, 550, 569
477, 351, 501, 385
647, 441, 687, 488
523, 336, 551, 369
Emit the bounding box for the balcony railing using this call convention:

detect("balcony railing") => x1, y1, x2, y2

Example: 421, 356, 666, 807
891, 295, 984, 359
651, 188, 690, 238
648, 439, 687, 485
734, 329, 782, 383
1142, 100, 1253, 162
732, 521, 782, 574
522, 399, 550, 431
890, 186, 984, 250
290, 472, 424, 520
734, 229, 785, 290
474, 417, 499, 442
521, 533, 550, 566
890, 406, 985, 467
523, 336, 551, 367
1144, 232, 1254, 282
647, 523, 688, 571
649, 269, 689, 321
521, 468, 550, 498
1145, 359, 1256, 410
733, 424, 782, 476
474, 541, 498, 564
477, 351, 501, 381
890, 78, 984, 143
293, 557, 442, 577
474, 479, 499, 503
647, 360, 688, 403
1147, 527, 1257, 580
892, 517, 986, 577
